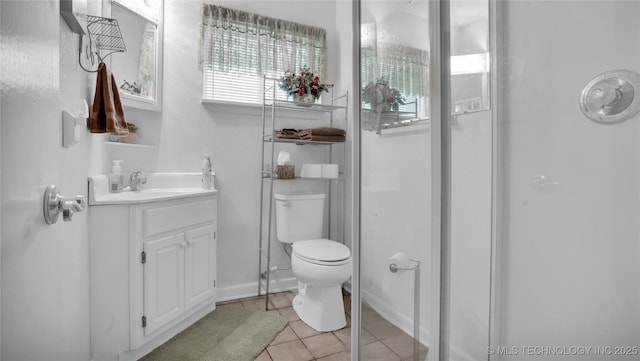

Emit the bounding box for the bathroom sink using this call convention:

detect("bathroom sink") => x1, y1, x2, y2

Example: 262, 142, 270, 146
88, 172, 217, 205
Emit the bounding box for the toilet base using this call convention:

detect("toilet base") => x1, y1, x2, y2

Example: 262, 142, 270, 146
292, 284, 346, 332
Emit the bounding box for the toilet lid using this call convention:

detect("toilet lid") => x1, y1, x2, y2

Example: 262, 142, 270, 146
292, 239, 351, 263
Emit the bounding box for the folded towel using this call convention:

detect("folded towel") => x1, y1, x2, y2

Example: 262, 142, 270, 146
280, 128, 299, 135
88, 62, 128, 134
274, 128, 345, 142
306, 127, 346, 136
300, 134, 345, 142
275, 130, 303, 139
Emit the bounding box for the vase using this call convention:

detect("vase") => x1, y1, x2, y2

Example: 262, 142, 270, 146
372, 102, 391, 113
293, 93, 317, 106
121, 132, 138, 143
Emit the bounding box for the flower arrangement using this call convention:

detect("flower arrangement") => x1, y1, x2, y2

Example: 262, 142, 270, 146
278, 66, 332, 100
362, 77, 405, 111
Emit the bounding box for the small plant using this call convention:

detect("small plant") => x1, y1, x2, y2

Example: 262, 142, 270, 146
362, 77, 405, 111
278, 66, 332, 99
126, 122, 138, 133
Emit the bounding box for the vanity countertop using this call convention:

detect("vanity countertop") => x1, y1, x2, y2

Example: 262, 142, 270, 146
88, 172, 217, 205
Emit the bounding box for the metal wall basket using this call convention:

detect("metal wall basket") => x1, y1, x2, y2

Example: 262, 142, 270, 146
80, 15, 127, 72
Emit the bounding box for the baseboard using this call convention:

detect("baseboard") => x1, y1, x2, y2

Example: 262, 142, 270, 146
343, 280, 352, 294
216, 277, 298, 302
361, 288, 431, 347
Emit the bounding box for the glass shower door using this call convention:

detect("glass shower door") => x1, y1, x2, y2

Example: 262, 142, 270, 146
358, 0, 431, 360
356, 1, 494, 360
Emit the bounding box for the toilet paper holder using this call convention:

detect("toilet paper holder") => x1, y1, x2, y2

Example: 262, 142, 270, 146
386, 254, 422, 361
389, 258, 421, 273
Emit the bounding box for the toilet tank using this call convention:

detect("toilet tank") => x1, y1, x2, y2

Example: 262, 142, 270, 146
274, 192, 325, 243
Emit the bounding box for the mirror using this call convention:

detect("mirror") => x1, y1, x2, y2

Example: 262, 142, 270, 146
109, 0, 163, 112
360, 0, 490, 131
360, 1, 430, 132
450, 0, 490, 114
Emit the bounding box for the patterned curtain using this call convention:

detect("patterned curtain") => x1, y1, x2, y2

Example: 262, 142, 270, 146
199, 4, 327, 78
362, 41, 429, 98
137, 22, 156, 97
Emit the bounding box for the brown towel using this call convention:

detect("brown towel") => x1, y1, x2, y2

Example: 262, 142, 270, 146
301, 134, 345, 142
275, 130, 303, 139
306, 127, 346, 136
298, 127, 345, 141
88, 62, 128, 134
274, 128, 346, 142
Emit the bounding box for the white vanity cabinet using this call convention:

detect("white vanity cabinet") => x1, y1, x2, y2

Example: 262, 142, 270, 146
90, 193, 217, 361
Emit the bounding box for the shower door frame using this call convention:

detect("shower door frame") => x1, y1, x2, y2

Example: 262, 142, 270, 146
488, 1, 502, 360
433, 0, 449, 359
350, 3, 362, 361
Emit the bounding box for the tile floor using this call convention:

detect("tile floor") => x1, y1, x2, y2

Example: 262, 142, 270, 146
216, 290, 428, 361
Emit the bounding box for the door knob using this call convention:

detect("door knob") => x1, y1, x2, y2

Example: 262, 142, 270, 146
43, 185, 86, 224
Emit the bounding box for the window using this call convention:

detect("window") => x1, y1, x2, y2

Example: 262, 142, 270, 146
361, 36, 430, 119
199, 5, 327, 104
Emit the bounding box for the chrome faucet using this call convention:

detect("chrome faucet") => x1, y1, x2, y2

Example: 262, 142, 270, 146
124, 171, 147, 191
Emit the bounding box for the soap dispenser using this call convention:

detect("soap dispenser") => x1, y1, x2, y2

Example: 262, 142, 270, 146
202, 153, 213, 190
109, 160, 124, 193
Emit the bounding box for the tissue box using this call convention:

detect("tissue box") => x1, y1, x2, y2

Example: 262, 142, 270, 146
276, 164, 295, 179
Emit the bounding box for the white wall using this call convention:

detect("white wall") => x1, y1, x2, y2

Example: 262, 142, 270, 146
500, 1, 640, 357
105, 0, 343, 299
0, 0, 345, 360
1, 0, 106, 359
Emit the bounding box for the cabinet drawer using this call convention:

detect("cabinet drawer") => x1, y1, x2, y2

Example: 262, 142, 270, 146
141, 198, 216, 238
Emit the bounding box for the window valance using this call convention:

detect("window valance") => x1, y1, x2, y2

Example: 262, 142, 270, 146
362, 42, 429, 98
199, 4, 327, 78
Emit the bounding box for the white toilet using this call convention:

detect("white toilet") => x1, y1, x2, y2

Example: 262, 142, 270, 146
274, 192, 352, 332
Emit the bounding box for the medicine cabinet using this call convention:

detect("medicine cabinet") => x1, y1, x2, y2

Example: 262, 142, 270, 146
106, 0, 164, 112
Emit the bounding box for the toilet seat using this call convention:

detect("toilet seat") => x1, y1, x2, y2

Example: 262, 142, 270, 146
292, 239, 351, 266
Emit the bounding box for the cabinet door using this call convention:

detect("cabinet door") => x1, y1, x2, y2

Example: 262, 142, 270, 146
184, 224, 216, 310
143, 233, 185, 336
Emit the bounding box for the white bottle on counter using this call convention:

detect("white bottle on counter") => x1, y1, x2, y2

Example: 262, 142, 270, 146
202, 153, 213, 190
108, 160, 124, 193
